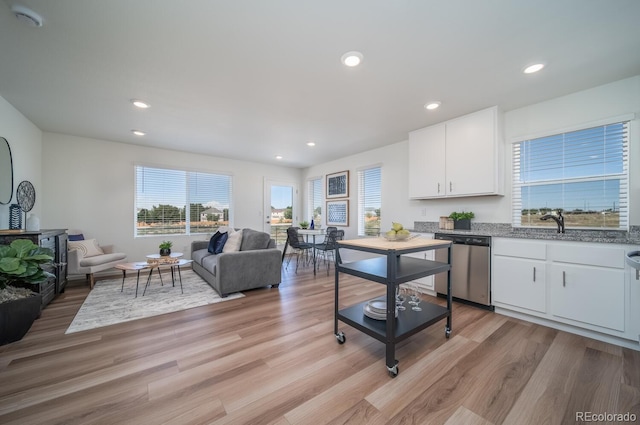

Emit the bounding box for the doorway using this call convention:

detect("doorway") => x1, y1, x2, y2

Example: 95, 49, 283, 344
264, 179, 297, 247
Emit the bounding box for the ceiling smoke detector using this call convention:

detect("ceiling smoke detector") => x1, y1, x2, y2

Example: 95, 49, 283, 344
11, 5, 43, 27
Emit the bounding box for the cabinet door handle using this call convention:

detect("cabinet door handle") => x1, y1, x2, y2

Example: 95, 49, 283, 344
636, 269, 639, 280
437, 183, 440, 193
449, 181, 452, 192
533, 267, 536, 282
562, 271, 566, 287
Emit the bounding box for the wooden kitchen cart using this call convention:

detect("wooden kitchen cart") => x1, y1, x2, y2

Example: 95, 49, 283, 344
334, 237, 452, 377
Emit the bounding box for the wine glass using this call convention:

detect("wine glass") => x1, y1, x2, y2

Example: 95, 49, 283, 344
395, 285, 406, 311
410, 285, 422, 311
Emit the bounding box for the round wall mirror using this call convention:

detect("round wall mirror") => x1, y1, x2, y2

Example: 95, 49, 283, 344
0, 137, 13, 205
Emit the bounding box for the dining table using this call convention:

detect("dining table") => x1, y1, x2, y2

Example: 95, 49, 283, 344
297, 228, 325, 275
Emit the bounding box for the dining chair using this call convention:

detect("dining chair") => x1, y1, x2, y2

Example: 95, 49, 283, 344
284, 227, 313, 273
313, 229, 344, 275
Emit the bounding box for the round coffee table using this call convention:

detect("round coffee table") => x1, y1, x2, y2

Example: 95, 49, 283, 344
117, 258, 192, 297
146, 252, 183, 260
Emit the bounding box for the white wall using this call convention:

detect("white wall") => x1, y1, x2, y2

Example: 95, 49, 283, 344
41, 133, 301, 260
0, 95, 42, 228
302, 75, 640, 232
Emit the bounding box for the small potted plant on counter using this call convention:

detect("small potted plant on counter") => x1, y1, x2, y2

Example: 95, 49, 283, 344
0, 239, 54, 345
159, 240, 173, 256
449, 211, 475, 230
298, 221, 309, 230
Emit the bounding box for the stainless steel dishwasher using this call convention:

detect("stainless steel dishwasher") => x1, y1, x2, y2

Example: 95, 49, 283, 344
434, 233, 492, 309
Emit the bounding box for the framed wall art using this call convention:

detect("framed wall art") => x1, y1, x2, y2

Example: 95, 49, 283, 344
326, 200, 349, 226
326, 170, 349, 199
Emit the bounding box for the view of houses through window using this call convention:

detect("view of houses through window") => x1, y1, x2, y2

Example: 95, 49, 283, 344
135, 166, 232, 236
513, 121, 628, 229
358, 166, 382, 236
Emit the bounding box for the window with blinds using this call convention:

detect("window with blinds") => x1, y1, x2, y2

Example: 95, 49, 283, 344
357, 166, 382, 236
308, 177, 322, 225
513, 121, 628, 230
135, 165, 233, 236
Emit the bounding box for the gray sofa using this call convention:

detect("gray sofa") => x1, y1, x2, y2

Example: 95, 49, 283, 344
190, 228, 282, 297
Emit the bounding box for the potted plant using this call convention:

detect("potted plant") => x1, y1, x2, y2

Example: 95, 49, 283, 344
0, 239, 54, 345
449, 211, 475, 230
159, 240, 173, 256
298, 221, 309, 229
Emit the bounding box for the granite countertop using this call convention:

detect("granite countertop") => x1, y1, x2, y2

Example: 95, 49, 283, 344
412, 222, 640, 246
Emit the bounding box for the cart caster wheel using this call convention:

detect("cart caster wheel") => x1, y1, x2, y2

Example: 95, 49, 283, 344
387, 361, 399, 378
335, 332, 346, 344
445, 328, 451, 339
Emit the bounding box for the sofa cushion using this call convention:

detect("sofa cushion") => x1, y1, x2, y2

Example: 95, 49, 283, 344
223, 229, 243, 253
214, 232, 228, 254
201, 252, 220, 276
69, 239, 104, 258
208, 231, 224, 254
79, 252, 126, 267
191, 248, 210, 266
240, 228, 272, 251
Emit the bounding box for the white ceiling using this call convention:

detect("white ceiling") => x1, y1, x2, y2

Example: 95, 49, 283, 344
1, 0, 639, 168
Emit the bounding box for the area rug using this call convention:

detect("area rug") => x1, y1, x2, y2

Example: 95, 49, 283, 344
66, 269, 244, 333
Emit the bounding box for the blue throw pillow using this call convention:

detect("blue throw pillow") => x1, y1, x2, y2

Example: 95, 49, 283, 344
207, 231, 223, 254
68, 233, 85, 241
213, 232, 228, 254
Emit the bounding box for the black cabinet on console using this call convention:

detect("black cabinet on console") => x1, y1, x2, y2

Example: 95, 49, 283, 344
0, 229, 68, 307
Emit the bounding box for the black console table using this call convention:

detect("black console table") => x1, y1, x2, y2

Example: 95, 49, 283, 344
0, 229, 68, 306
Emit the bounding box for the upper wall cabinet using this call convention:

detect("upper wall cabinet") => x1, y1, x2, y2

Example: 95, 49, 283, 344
408, 106, 504, 199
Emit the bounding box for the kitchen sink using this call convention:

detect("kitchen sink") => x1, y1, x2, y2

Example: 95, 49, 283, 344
626, 251, 640, 270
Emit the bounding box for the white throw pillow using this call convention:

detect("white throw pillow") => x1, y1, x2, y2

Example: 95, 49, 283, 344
222, 229, 243, 253
69, 239, 104, 258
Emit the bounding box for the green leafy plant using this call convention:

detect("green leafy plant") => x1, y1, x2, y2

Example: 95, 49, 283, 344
299, 221, 309, 229
449, 211, 475, 221
159, 240, 173, 250
0, 239, 54, 290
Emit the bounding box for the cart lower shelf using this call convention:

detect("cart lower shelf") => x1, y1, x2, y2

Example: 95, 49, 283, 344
335, 297, 451, 377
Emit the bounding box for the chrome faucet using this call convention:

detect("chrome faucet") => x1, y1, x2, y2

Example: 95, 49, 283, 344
540, 211, 565, 233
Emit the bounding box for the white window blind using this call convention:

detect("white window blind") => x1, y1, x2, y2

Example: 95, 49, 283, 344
357, 166, 382, 236
308, 178, 322, 225
135, 165, 232, 236
513, 121, 628, 230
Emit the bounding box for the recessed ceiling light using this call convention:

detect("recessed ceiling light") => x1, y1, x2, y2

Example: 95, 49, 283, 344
523, 63, 544, 74
306, 141, 316, 147
275, 155, 283, 160
131, 99, 150, 109
11, 5, 43, 27
341, 51, 363, 67
424, 101, 441, 110
132, 130, 146, 136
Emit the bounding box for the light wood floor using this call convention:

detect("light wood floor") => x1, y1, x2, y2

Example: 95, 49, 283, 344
1, 262, 640, 425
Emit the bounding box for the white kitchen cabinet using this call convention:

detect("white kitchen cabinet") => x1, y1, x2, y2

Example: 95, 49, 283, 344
408, 106, 503, 199
492, 238, 547, 314
408, 123, 445, 198
493, 238, 634, 345
548, 243, 626, 333
549, 263, 625, 332
405, 250, 436, 293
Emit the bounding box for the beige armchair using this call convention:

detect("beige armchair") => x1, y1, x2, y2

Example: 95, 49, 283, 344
67, 231, 127, 289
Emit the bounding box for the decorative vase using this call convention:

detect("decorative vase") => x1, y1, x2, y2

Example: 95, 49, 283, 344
159, 248, 171, 256
0, 293, 42, 346
9, 204, 21, 230
26, 213, 40, 231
